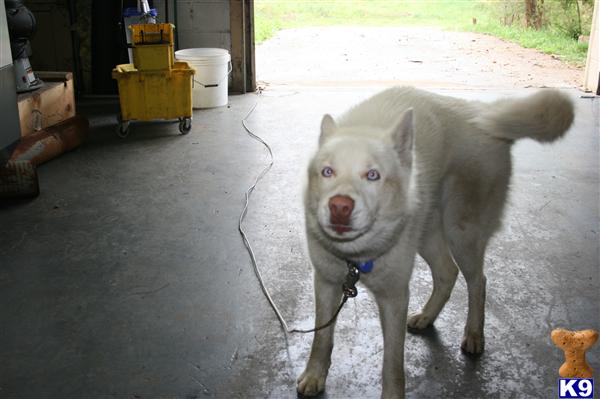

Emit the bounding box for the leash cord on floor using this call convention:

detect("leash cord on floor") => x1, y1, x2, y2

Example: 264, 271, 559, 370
238, 99, 348, 335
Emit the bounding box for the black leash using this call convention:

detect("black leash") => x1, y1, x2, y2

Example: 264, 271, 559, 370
289, 262, 361, 334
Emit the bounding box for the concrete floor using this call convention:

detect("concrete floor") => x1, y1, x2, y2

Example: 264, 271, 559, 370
0, 88, 598, 399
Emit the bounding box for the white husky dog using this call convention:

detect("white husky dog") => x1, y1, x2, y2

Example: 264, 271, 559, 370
298, 87, 574, 398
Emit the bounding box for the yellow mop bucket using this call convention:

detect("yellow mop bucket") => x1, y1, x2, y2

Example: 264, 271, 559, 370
130, 23, 176, 71
112, 61, 195, 136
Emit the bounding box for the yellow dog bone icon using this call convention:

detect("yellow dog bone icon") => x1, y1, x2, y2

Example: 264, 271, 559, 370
551, 328, 598, 378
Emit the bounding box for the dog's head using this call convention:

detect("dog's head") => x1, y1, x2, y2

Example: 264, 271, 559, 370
305, 108, 417, 258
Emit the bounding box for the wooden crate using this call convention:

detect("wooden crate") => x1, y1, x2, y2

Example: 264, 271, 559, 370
17, 72, 75, 137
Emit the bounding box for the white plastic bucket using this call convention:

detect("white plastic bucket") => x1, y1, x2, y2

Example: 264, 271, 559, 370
175, 48, 231, 109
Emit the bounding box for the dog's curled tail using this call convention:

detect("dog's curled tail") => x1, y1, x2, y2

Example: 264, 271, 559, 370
474, 90, 574, 143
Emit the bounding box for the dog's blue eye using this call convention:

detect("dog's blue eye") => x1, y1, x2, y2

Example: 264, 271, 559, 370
322, 166, 334, 177
367, 169, 380, 181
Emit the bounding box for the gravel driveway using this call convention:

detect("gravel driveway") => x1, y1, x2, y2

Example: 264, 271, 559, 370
256, 27, 583, 89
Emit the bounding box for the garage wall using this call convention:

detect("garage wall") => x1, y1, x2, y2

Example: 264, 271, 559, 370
25, 0, 243, 94
152, 0, 253, 93
153, 0, 231, 52
27, 0, 73, 73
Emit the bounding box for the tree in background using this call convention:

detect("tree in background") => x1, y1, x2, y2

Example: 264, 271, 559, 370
525, 0, 544, 29
553, 0, 594, 39
500, 0, 593, 39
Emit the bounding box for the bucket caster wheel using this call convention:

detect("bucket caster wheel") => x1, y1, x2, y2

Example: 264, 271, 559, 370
179, 117, 192, 135
116, 116, 130, 138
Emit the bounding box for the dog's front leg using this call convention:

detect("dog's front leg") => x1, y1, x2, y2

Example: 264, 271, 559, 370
297, 273, 342, 396
375, 288, 409, 399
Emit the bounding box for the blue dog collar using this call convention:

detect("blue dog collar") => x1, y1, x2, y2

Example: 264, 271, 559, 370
355, 260, 374, 273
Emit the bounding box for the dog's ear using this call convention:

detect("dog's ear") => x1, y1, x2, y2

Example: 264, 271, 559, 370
392, 108, 415, 167
319, 114, 337, 146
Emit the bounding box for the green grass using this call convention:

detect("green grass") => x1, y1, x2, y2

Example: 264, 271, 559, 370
255, 0, 589, 66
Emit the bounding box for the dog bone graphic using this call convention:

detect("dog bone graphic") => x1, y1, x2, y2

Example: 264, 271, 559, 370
551, 328, 598, 378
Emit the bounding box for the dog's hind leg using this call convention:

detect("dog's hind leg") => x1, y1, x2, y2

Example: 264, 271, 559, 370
448, 232, 487, 355
441, 155, 510, 354
443, 202, 493, 355
408, 216, 459, 330
297, 273, 343, 396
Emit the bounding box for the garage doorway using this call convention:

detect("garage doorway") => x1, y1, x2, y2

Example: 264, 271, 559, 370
253, 1, 595, 90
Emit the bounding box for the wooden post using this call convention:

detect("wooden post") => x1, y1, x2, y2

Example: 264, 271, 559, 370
230, 0, 246, 93
245, 0, 256, 92
584, 0, 599, 93
230, 0, 255, 93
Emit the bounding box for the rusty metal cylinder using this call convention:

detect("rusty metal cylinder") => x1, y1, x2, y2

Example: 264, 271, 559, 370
10, 115, 89, 166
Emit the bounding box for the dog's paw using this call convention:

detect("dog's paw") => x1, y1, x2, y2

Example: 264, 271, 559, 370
297, 369, 326, 397
461, 331, 484, 355
407, 312, 433, 330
